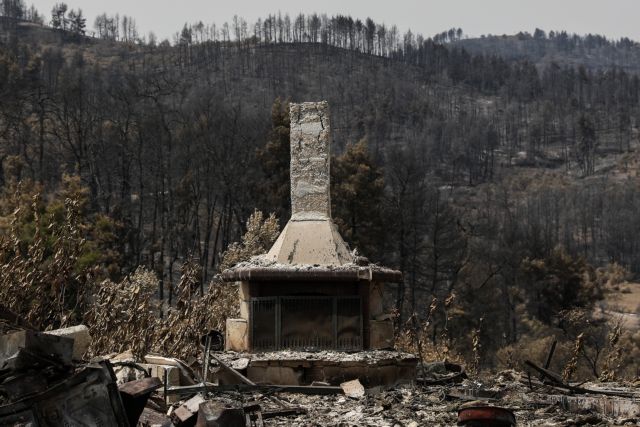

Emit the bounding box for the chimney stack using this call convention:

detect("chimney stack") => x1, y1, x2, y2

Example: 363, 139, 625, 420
289, 101, 332, 219
265, 101, 352, 266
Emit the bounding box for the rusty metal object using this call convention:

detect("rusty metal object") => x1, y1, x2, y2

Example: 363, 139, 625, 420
200, 330, 224, 352
457, 406, 516, 427
119, 377, 162, 426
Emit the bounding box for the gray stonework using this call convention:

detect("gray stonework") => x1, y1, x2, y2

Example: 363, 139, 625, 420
263, 101, 354, 266
289, 101, 331, 219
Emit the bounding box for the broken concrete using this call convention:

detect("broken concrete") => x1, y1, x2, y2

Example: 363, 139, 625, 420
219, 350, 419, 387
44, 324, 91, 360
0, 329, 74, 366
172, 394, 206, 426
340, 378, 365, 398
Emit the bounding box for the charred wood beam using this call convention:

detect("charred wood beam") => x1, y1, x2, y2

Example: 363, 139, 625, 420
540, 340, 557, 381
524, 360, 638, 398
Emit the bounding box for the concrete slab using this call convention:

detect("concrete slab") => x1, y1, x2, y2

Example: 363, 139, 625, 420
44, 324, 91, 360
225, 319, 248, 352
0, 330, 74, 365
228, 350, 418, 387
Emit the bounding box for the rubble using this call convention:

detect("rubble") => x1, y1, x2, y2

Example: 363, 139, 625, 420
171, 394, 206, 426
221, 349, 418, 364
340, 379, 365, 398
0, 329, 74, 366
1, 309, 639, 426
44, 324, 91, 360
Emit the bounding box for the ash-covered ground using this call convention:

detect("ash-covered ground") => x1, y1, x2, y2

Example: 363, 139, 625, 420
140, 369, 640, 426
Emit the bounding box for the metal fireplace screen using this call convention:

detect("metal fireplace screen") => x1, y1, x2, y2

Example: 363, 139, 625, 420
250, 296, 362, 351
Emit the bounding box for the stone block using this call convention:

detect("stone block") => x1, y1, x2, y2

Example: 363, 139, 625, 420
225, 319, 248, 352
239, 300, 250, 320
369, 319, 394, 350
0, 330, 74, 365
45, 324, 91, 360
369, 282, 385, 318
140, 364, 180, 386
246, 366, 302, 385
238, 281, 251, 301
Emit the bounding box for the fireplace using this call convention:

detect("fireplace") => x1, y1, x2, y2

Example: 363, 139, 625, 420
222, 101, 401, 352
251, 295, 362, 351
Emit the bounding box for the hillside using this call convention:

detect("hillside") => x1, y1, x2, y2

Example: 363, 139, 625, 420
456, 30, 640, 73
1, 14, 640, 375
2, 16, 640, 271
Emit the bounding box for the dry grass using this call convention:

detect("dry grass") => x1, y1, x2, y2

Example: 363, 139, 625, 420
395, 296, 466, 369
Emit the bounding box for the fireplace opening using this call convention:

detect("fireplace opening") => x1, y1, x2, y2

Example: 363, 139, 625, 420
250, 296, 363, 352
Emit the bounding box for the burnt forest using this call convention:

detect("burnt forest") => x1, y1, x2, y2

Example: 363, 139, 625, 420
0, 2, 639, 416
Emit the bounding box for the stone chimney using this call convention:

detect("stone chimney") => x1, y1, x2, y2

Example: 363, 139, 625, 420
290, 102, 332, 220
265, 101, 353, 266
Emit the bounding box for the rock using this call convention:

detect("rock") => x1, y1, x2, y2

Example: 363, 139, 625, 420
340, 379, 365, 398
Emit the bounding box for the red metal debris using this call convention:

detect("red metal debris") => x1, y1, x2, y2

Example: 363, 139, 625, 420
457, 406, 516, 427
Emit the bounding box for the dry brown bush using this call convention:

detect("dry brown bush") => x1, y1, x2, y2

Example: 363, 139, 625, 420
151, 259, 239, 360
85, 210, 278, 361
219, 210, 279, 271
597, 262, 631, 289
86, 267, 159, 358
395, 297, 465, 367
495, 308, 640, 381
0, 190, 91, 330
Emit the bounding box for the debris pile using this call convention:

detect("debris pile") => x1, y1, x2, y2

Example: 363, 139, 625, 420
0, 312, 135, 425
1, 308, 639, 426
